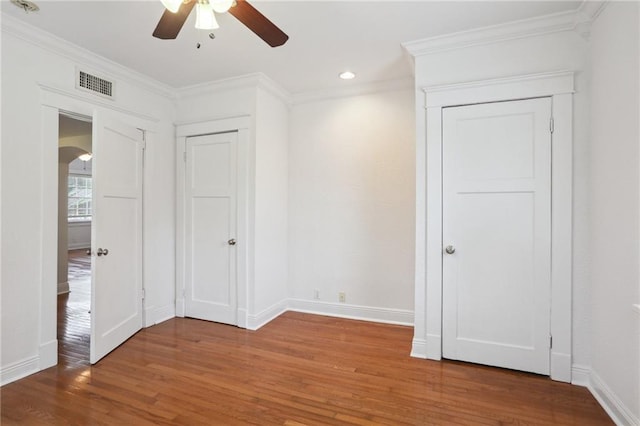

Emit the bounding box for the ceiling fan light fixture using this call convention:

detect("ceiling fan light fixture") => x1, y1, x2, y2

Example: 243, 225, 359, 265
160, 0, 182, 13
211, 0, 233, 13
195, 1, 219, 30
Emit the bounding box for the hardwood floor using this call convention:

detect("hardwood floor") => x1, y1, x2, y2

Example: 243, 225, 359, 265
58, 249, 91, 366
2, 308, 611, 425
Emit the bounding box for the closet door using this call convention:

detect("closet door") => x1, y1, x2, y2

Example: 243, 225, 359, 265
442, 97, 552, 375
184, 132, 238, 325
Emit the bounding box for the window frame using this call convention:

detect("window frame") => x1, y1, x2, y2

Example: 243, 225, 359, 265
67, 174, 93, 222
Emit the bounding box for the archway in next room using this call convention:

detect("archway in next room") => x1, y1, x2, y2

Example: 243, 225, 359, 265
58, 114, 92, 365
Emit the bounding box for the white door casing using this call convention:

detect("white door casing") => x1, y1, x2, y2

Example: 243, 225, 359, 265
90, 114, 144, 364
412, 71, 574, 382
442, 98, 552, 375
33, 84, 158, 378
184, 132, 238, 325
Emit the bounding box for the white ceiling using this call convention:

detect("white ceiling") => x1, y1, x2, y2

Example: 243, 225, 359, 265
2, 0, 582, 94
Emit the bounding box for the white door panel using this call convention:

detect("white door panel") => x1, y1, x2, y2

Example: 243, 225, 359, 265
185, 132, 238, 325
192, 198, 231, 304
442, 98, 551, 375
90, 115, 144, 364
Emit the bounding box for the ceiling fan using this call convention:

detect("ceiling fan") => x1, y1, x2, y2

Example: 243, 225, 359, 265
153, 0, 289, 47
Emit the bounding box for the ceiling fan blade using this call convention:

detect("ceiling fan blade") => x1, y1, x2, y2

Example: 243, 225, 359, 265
228, 0, 289, 47
153, 1, 196, 40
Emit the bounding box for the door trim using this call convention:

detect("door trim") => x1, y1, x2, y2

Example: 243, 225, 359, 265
412, 71, 574, 382
175, 116, 250, 328
38, 83, 158, 373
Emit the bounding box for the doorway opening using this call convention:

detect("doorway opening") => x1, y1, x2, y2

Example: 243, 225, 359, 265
57, 113, 93, 366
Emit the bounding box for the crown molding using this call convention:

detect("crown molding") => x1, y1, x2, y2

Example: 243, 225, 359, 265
573, 1, 608, 40
176, 73, 413, 108
403, 10, 580, 58
290, 78, 414, 106
575, 0, 608, 23
254, 73, 292, 106
1, 12, 176, 100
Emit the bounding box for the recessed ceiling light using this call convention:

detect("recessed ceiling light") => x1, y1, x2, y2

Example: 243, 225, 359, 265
339, 71, 356, 80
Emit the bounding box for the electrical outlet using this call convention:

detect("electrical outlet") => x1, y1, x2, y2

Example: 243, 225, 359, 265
338, 292, 346, 303
313, 289, 320, 300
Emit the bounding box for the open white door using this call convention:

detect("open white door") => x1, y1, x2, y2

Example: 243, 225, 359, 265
184, 132, 238, 325
442, 97, 552, 375
90, 114, 144, 364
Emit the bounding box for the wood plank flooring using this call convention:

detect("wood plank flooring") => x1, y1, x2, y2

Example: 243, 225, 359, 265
58, 249, 91, 366
2, 308, 612, 425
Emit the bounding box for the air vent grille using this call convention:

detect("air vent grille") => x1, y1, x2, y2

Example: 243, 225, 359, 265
77, 71, 114, 98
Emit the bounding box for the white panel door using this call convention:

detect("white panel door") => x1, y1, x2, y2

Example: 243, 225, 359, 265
90, 115, 144, 364
185, 132, 238, 325
442, 97, 552, 375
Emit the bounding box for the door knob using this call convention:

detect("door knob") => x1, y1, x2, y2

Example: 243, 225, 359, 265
445, 245, 455, 254
228, 239, 236, 246
97, 248, 109, 256
86, 249, 91, 256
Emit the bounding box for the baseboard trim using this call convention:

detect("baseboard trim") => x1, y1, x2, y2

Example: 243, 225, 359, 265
68, 243, 90, 250
589, 369, 639, 426
425, 333, 442, 360
38, 339, 58, 371
287, 299, 414, 326
571, 364, 590, 387
144, 304, 175, 327
175, 298, 185, 318
247, 300, 288, 331
1, 355, 39, 386
57, 281, 69, 295
550, 351, 572, 383
411, 338, 427, 358
237, 308, 248, 329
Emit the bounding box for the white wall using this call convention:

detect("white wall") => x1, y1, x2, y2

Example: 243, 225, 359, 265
288, 88, 416, 323
57, 162, 70, 292
175, 83, 256, 124
175, 78, 415, 327
141, 120, 178, 326
1, 17, 176, 384
67, 222, 90, 250
588, 3, 640, 423
252, 87, 289, 319
175, 75, 290, 328
410, 25, 591, 368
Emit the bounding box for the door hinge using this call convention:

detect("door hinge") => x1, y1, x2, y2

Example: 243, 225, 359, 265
549, 335, 553, 349
550, 117, 555, 134
140, 129, 147, 149
142, 288, 146, 300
